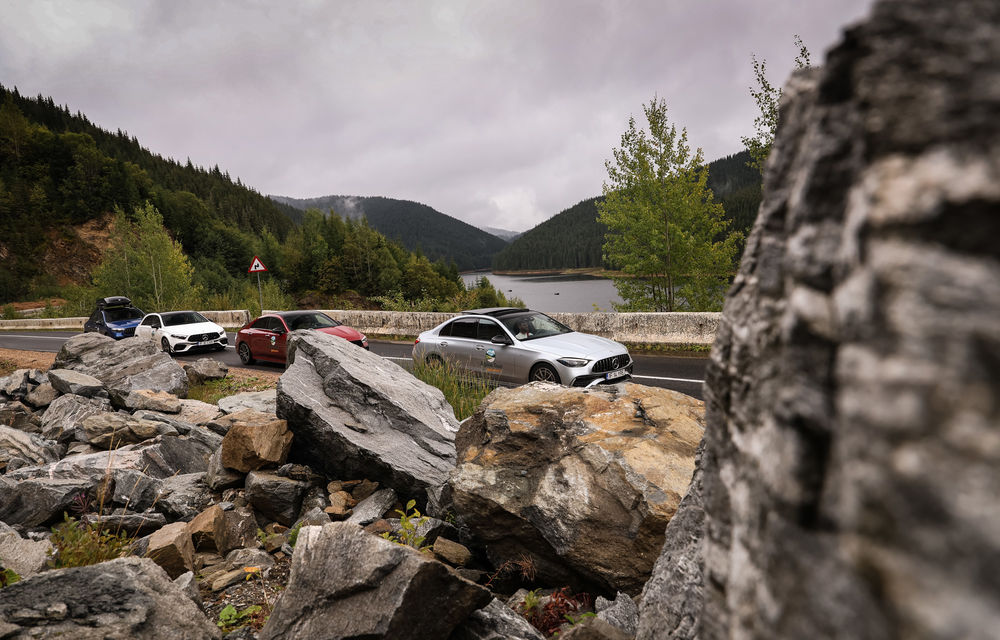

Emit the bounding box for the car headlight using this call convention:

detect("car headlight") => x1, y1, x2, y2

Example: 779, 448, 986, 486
557, 358, 590, 368
360, 334, 368, 342
169, 334, 186, 340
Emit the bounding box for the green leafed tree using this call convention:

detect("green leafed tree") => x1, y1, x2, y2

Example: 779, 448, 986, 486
92, 202, 199, 310
597, 97, 743, 312
742, 35, 811, 174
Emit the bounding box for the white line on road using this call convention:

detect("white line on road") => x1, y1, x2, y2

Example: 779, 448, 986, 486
0, 335, 69, 340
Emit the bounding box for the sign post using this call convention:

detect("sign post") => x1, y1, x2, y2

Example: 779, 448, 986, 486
248, 256, 268, 315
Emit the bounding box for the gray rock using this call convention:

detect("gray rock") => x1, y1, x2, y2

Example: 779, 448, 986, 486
157, 473, 214, 520
451, 382, 703, 596
277, 330, 459, 504
645, 2, 1000, 638
47, 368, 105, 398
450, 598, 546, 640
206, 447, 245, 491
24, 382, 59, 409
0, 425, 61, 470
559, 617, 632, 640
39, 393, 111, 442
345, 487, 398, 526
245, 471, 307, 526
0, 369, 30, 399
218, 389, 276, 415
82, 412, 177, 448
175, 399, 224, 425
259, 522, 491, 640
52, 333, 189, 400
214, 506, 261, 556
0, 400, 39, 433
0, 557, 220, 638
82, 510, 167, 537
0, 522, 52, 579
224, 547, 275, 572
0, 476, 93, 528
596, 592, 638, 637
174, 570, 205, 610
118, 388, 183, 413
184, 358, 229, 385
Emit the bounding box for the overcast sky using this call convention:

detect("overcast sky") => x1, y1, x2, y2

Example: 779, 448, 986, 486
1, 0, 874, 232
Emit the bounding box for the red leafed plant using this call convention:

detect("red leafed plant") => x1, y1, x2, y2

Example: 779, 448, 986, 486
518, 587, 592, 637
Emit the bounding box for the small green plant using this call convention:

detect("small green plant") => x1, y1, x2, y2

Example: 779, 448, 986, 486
0, 304, 20, 320
47, 513, 133, 569
380, 499, 430, 552
1, 567, 21, 588
517, 587, 592, 637
287, 521, 304, 548
216, 603, 263, 633
521, 588, 542, 616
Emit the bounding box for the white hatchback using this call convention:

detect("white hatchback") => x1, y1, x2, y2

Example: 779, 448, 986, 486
135, 310, 228, 355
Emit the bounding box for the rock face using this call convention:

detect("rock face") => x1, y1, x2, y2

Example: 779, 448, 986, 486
277, 331, 459, 503
643, 1, 1000, 638
0, 557, 220, 638
52, 333, 188, 400
451, 382, 703, 595
258, 522, 490, 639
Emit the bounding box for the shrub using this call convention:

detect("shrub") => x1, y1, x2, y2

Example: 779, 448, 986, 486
47, 513, 133, 569
381, 499, 431, 552
411, 358, 496, 421
517, 587, 592, 637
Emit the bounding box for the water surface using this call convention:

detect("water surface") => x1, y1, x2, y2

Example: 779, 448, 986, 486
461, 272, 622, 313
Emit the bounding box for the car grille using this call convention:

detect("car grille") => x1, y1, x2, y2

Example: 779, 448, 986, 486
592, 353, 631, 373
189, 332, 221, 342
122, 328, 136, 337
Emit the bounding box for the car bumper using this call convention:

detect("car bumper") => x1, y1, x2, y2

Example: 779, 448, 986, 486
170, 336, 228, 353
570, 363, 634, 387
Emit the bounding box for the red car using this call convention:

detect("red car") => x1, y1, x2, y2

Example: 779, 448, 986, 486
235, 310, 369, 365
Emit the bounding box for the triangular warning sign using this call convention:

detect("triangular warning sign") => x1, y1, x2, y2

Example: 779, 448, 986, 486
248, 256, 268, 273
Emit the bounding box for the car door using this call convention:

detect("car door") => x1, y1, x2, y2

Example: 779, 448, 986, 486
252, 317, 283, 362
474, 319, 512, 381
269, 316, 291, 362
436, 318, 479, 374
135, 315, 160, 341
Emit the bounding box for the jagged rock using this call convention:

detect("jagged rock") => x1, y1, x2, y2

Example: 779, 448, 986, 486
433, 537, 471, 567
188, 504, 223, 552
0, 400, 38, 433
157, 473, 214, 520
220, 415, 292, 472
387, 515, 457, 547
259, 522, 491, 640
451, 382, 703, 595
245, 471, 307, 526
174, 399, 224, 425
277, 331, 459, 504
205, 447, 244, 491
52, 333, 189, 400
0, 556, 220, 638
39, 394, 111, 442
146, 521, 195, 579
648, 2, 1000, 638
47, 368, 105, 398
206, 407, 277, 436
0, 522, 52, 579
635, 443, 703, 640
351, 478, 380, 501
82, 412, 176, 448
325, 491, 352, 518
82, 510, 167, 537
119, 389, 183, 413
174, 571, 204, 611
214, 506, 260, 556
183, 358, 229, 386
218, 389, 276, 415
596, 592, 638, 637
224, 547, 275, 572
0, 425, 61, 471
0, 369, 30, 399
450, 598, 547, 640
24, 382, 59, 409
345, 487, 397, 526
0, 435, 214, 527
293, 506, 332, 530
559, 617, 632, 640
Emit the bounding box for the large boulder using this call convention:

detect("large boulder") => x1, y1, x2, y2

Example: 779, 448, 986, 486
40, 394, 111, 442
219, 414, 293, 472
643, 1, 1000, 638
0, 424, 61, 471
0, 556, 220, 638
52, 333, 188, 400
451, 382, 703, 596
277, 331, 459, 504
47, 368, 105, 398
259, 522, 490, 639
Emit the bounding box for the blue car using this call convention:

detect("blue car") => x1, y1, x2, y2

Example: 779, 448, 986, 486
84, 296, 145, 339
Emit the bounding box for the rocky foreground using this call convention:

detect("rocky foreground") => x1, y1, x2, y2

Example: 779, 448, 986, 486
0, 330, 701, 639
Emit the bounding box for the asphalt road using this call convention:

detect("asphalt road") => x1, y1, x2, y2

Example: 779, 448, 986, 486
0, 330, 708, 400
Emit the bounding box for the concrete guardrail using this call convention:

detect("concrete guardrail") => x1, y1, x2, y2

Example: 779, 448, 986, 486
0, 309, 721, 346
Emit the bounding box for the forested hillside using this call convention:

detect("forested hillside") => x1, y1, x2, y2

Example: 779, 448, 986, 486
0, 86, 501, 312
492, 150, 761, 271
271, 194, 507, 271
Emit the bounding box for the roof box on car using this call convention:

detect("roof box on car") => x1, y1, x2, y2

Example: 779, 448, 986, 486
96, 296, 133, 309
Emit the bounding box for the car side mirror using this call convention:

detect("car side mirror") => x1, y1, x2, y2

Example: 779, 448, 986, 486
491, 334, 513, 346
273, 328, 286, 335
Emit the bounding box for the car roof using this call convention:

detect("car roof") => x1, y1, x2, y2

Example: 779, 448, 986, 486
159, 310, 197, 318
460, 307, 528, 317
273, 310, 328, 318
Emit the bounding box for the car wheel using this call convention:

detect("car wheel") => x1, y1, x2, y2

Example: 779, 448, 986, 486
425, 354, 444, 368
529, 363, 560, 384
238, 342, 255, 365
161, 337, 173, 355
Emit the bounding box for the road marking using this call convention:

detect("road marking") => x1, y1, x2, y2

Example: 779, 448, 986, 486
633, 375, 703, 384
384, 356, 411, 362
0, 335, 69, 340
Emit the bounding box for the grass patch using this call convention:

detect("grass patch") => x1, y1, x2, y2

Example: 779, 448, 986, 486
412, 358, 496, 421
0, 358, 18, 377
625, 342, 712, 357
188, 376, 276, 405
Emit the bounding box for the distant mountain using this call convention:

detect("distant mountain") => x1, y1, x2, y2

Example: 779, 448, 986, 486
491, 150, 761, 272
481, 226, 522, 242
271, 194, 507, 271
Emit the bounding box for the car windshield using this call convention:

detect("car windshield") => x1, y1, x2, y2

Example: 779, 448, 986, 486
500, 312, 572, 341
103, 307, 143, 322
162, 311, 209, 327
285, 313, 340, 330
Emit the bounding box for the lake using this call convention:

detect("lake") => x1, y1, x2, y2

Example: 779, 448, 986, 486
461, 272, 623, 313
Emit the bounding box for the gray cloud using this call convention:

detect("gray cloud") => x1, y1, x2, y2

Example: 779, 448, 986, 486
0, 0, 874, 231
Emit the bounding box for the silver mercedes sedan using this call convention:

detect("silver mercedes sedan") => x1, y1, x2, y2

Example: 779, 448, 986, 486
412, 308, 633, 387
